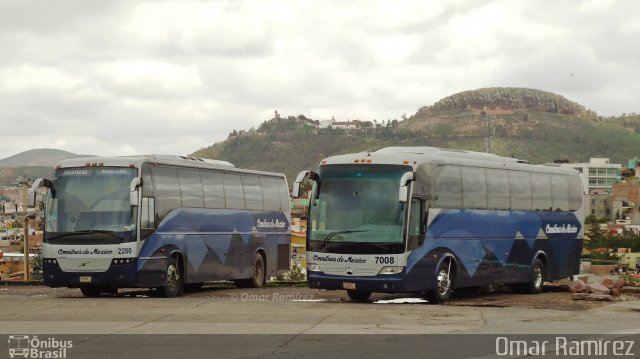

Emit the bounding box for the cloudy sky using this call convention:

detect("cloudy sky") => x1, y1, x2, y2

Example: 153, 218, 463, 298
1, 0, 638, 159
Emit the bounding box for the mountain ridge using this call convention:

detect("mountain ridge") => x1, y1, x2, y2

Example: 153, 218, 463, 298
0, 148, 90, 167
0, 148, 93, 186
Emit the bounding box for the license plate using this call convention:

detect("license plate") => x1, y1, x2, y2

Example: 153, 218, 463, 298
343, 282, 356, 290
79, 276, 92, 283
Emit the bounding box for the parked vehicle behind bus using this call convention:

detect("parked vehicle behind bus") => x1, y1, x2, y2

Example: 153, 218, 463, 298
293, 146, 584, 303
30, 155, 291, 297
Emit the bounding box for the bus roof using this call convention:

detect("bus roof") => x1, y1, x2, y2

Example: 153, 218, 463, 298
56, 155, 233, 169
54, 155, 285, 178
320, 146, 578, 175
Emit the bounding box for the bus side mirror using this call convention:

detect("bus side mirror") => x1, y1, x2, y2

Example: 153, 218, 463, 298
28, 178, 54, 207
130, 177, 142, 207
292, 170, 318, 198
399, 172, 415, 203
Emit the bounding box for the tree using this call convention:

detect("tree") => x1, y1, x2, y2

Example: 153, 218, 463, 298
585, 214, 607, 224
585, 223, 607, 249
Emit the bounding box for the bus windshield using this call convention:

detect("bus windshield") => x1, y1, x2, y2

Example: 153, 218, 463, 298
45, 167, 137, 243
309, 165, 410, 244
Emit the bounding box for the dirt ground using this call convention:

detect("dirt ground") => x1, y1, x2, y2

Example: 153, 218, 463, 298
2, 281, 638, 310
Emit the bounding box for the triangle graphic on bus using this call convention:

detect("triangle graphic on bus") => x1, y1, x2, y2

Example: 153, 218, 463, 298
187, 237, 208, 270
207, 236, 233, 263
515, 230, 536, 248
537, 228, 548, 240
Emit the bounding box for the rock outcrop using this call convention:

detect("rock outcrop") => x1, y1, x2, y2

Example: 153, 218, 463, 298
415, 87, 586, 116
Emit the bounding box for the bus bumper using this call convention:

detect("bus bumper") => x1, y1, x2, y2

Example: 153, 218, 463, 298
42, 259, 167, 288
307, 272, 407, 293
43, 262, 138, 288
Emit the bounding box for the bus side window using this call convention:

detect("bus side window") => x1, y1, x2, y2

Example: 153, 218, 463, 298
151, 166, 180, 223
407, 198, 424, 250
568, 176, 583, 211
242, 175, 264, 210
276, 178, 289, 211
551, 175, 569, 211
434, 165, 462, 208
260, 177, 280, 211
223, 173, 245, 209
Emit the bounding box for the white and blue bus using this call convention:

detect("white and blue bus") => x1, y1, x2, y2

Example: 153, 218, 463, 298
30, 155, 291, 297
293, 147, 584, 303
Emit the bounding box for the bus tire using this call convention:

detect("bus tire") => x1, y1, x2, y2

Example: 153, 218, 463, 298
157, 257, 183, 298
425, 258, 455, 304
235, 253, 266, 288
346, 290, 371, 302
80, 286, 103, 298
250, 252, 266, 288
518, 257, 546, 294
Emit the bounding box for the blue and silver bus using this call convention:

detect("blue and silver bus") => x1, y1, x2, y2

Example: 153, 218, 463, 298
293, 147, 584, 303
30, 155, 291, 297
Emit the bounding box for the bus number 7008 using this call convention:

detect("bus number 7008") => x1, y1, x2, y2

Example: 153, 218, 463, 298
375, 256, 395, 264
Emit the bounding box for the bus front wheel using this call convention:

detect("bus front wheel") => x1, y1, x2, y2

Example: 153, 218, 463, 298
157, 257, 184, 298
425, 258, 454, 304
515, 258, 546, 294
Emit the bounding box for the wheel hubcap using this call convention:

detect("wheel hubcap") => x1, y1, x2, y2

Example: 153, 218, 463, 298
534, 265, 542, 288
437, 269, 451, 295
167, 265, 179, 291
254, 260, 263, 285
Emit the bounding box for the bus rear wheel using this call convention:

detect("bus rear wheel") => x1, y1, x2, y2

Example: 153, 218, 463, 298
235, 253, 266, 288
515, 258, 546, 294
346, 290, 371, 302
157, 257, 183, 298
425, 258, 454, 304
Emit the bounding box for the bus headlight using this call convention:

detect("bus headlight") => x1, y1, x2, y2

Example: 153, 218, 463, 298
378, 266, 404, 275
307, 263, 321, 272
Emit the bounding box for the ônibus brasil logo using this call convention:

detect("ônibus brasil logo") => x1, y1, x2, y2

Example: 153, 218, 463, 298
7, 335, 73, 359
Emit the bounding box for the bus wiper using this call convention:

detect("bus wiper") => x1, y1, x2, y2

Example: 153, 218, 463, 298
323, 230, 369, 247
50, 230, 119, 241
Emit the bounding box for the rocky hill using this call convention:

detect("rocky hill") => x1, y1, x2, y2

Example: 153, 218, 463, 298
417, 87, 589, 115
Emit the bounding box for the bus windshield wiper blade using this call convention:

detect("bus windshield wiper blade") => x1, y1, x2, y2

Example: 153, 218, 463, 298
323, 230, 369, 247
50, 230, 119, 240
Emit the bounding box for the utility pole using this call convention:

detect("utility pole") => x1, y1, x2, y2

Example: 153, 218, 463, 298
20, 178, 29, 282
484, 112, 493, 153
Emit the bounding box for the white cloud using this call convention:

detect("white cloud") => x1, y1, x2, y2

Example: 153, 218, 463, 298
0, 0, 639, 160
0, 65, 83, 92
93, 61, 204, 98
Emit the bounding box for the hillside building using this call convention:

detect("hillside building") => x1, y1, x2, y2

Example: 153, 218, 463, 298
587, 193, 610, 219
608, 182, 640, 223
318, 117, 370, 130
628, 157, 640, 177
561, 158, 622, 194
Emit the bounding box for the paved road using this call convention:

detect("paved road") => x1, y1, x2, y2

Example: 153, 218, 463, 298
1, 288, 639, 335
1, 287, 640, 358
